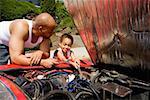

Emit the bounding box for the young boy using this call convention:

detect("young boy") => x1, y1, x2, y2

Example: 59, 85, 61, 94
53, 33, 80, 68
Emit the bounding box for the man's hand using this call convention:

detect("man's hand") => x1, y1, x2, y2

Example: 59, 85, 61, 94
40, 58, 59, 68
26, 50, 43, 66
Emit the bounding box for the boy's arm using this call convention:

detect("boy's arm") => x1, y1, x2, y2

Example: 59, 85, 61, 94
57, 50, 80, 68
70, 51, 80, 64
57, 50, 68, 62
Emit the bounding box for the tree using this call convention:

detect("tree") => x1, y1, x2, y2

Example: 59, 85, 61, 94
40, 0, 55, 17
40, 0, 75, 32
0, 0, 41, 21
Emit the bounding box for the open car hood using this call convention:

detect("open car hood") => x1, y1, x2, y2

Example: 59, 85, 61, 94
64, 0, 150, 69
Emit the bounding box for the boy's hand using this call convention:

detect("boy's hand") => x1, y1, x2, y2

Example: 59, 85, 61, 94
74, 59, 80, 67
70, 61, 80, 69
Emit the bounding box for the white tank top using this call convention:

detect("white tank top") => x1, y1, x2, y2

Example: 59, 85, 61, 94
0, 19, 43, 48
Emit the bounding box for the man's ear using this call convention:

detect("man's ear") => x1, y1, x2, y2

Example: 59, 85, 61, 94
38, 25, 43, 30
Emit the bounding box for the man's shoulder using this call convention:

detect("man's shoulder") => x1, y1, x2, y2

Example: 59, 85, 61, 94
10, 19, 31, 37
13, 19, 31, 25
10, 19, 31, 30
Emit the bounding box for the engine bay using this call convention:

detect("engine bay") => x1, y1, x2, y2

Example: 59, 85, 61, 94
1, 63, 149, 100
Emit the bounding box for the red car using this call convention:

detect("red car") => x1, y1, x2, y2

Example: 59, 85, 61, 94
0, 0, 150, 100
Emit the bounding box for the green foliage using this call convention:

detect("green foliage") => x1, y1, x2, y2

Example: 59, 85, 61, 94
55, 1, 69, 23
0, 0, 41, 21
56, 17, 75, 32
40, 0, 75, 32
40, 0, 55, 16
0, 0, 75, 33
55, 2, 75, 32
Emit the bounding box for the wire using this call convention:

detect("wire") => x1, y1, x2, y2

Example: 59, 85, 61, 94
41, 90, 76, 100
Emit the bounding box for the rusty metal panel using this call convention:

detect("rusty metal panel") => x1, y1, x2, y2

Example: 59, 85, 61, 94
64, 0, 150, 69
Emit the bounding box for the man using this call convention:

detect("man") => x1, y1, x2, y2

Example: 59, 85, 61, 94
0, 12, 58, 67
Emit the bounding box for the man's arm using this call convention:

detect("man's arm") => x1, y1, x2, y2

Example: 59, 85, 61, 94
9, 20, 31, 65
9, 20, 54, 66
25, 38, 51, 65
27, 38, 51, 65
39, 38, 51, 58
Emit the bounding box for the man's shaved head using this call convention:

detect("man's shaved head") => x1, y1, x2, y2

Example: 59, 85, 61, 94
35, 13, 56, 28
33, 13, 56, 38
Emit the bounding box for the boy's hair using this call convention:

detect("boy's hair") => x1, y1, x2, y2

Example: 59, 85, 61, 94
60, 33, 74, 45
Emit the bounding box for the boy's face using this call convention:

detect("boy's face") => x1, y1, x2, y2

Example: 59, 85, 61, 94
59, 38, 72, 53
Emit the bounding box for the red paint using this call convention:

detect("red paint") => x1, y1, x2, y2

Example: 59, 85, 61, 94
0, 76, 28, 100
0, 64, 44, 71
